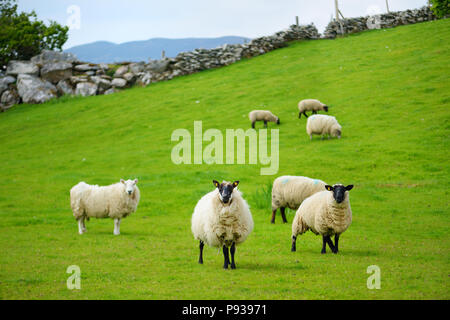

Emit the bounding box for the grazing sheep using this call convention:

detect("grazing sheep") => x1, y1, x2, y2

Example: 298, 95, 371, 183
249, 110, 280, 128
291, 184, 353, 254
306, 114, 342, 140
191, 180, 254, 269
271, 175, 326, 224
298, 99, 329, 118
70, 179, 140, 235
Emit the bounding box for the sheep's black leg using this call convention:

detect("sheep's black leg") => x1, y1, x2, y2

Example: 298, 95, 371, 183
334, 234, 340, 253
280, 207, 287, 223
230, 242, 236, 269
303, 111, 308, 118
223, 245, 230, 269
325, 235, 336, 253
321, 236, 327, 254
252, 121, 255, 129
291, 235, 297, 252
198, 240, 204, 264
271, 209, 277, 224
299, 112, 302, 119
264, 120, 267, 128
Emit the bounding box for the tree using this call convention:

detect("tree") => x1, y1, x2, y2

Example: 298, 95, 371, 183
0, 0, 69, 68
430, 0, 450, 18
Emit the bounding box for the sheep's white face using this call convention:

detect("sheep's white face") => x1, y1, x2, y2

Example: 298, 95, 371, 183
120, 179, 138, 196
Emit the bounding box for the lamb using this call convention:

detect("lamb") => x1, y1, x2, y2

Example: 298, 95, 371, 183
306, 114, 342, 140
191, 180, 254, 269
70, 179, 140, 235
298, 99, 329, 118
291, 183, 353, 254
248, 110, 280, 128
271, 175, 327, 224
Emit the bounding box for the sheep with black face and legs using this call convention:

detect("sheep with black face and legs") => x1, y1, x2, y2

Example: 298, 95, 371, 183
191, 180, 253, 269
298, 99, 329, 119
291, 183, 353, 254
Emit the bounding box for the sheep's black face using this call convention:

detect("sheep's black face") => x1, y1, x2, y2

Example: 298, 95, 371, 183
324, 105, 329, 112
213, 180, 239, 204
277, 118, 280, 125
325, 184, 353, 204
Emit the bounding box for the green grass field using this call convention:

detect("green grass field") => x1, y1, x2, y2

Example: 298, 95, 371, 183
0, 19, 449, 300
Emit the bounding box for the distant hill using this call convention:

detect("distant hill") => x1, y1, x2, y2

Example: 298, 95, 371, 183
65, 36, 251, 63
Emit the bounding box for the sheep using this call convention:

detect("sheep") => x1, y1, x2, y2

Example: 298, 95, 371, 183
306, 114, 342, 140
248, 110, 280, 128
271, 175, 327, 224
191, 180, 254, 269
291, 183, 353, 254
70, 179, 140, 235
298, 99, 329, 118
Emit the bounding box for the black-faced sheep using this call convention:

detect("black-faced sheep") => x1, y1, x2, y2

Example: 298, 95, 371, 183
291, 184, 353, 254
191, 180, 253, 269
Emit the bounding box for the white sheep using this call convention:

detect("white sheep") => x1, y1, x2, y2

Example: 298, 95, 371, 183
306, 114, 342, 140
271, 175, 326, 224
191, 180, 254, 269
298, 99, 329, 118
291, 183, 353, 254
248, 110, 280, 128
70, 179, 140, 235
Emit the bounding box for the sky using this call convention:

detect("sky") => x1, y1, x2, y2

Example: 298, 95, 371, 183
17, 0, 429, 49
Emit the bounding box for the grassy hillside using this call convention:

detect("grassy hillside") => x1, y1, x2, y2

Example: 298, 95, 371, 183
0, 19, 449, 299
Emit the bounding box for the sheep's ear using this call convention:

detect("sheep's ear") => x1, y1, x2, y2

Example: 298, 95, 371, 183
133, 179, 138, 184
213, 180, 220, 188
345, 185, 354, 191
232, 181, 240, 188
325, 185, 333, 191
120, 179, 125, 184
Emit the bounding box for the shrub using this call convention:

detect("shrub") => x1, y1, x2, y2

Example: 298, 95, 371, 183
0, 0, 69, 68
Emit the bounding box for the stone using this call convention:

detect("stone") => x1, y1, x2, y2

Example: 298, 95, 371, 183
75, 82, 98, 96
70, 75, 89, 84
40, 61, 73, 83
122, 72, 135, 82
74, 64, 99, 72
1, 89, 20, 107
104, 88, 116, 95
6, 61, 39, 76
90, 76, 112, 89
129, 62, 145, 74
114, 65, 129, 77
137, 72, 152, 86
30, 50, 78, 66
16, 74, 57, 104
146, 59, 170, 73
56, 80, 74, 96
111, 78, 127, 88
0, 76, 16, 94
